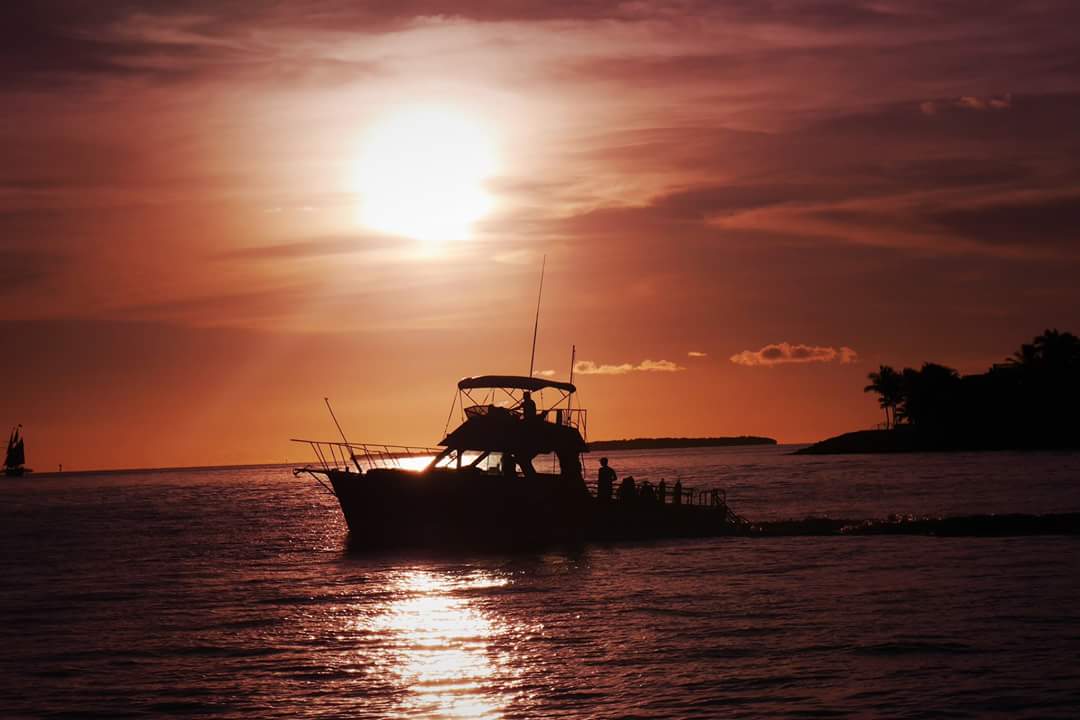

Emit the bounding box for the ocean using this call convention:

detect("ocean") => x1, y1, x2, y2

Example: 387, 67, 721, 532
2, 445, 1079, 718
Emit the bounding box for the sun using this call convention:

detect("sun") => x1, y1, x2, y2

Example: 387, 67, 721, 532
352, 106, 498, 245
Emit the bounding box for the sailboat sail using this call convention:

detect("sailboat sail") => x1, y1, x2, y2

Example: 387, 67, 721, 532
5, 427, 23, 468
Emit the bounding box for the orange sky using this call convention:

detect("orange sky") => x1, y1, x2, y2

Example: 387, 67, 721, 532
4, 2, 1080, 470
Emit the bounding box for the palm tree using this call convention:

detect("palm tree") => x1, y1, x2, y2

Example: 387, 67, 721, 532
864, 365, 903, 429
896, 363, 960, 429
1009, 341, 1038, 368
1009, 329, 1080, 370
1033, 329, 1080, 370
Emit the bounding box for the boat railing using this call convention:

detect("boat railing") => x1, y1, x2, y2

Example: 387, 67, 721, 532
290, 438, 441, 474
462, 404, 587, 437
559, 408, 587, 437
584, 477, 736, 508
583, 477, 747, 524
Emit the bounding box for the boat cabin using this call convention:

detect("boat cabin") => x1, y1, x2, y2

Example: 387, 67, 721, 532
291, 374, 588, 484
430, 375, 587, 481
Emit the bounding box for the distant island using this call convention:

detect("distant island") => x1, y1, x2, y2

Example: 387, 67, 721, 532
590, 436, 776, 451
799, 329, 1080, 455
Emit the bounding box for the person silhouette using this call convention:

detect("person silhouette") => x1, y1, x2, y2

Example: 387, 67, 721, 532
522, 391, 537, 421
640, 480, 655, 503
501, 453, 517, 479
618, 475, 637, 503
597, 457, 616, 502
658, 478, 667, 505
672, 478, 682, 506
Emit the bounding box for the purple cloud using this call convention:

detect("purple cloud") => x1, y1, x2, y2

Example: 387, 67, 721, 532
731, 343, 858, 367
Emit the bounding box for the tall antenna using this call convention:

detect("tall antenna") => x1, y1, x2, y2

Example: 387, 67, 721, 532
528, 255, 546, 378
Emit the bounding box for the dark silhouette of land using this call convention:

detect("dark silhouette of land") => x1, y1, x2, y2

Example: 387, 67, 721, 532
589, 436, 777, 451
800, 329, 1080, 454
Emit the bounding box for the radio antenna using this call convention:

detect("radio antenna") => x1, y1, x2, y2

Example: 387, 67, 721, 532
528, 255, 546, 378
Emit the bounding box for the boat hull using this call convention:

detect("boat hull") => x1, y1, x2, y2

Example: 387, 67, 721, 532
325, 467, 737, 549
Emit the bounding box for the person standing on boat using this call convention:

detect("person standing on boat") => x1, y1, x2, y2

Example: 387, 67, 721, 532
597, 457, 616, 502
522, 391, 537, 421
658, 478, 667, 505
672, 479, 682, 505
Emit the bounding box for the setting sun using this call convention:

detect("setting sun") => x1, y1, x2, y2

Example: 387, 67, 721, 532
353, 106, 498, 244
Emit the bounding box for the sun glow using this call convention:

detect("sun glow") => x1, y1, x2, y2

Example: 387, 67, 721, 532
353, 106, 498, 244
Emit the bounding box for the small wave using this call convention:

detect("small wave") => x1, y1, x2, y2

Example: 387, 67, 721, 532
854, 640, 979, 656
144, 701, 235, 716
166, 644, 283, 658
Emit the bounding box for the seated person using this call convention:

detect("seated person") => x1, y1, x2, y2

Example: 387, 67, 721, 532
640, 480, 656, 503
501, 453, 517, 479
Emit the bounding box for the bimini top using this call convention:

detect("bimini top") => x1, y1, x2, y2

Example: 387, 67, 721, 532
457, 375, 576, 394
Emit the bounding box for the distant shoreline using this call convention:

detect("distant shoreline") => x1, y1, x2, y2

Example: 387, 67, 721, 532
15, 462, 293, 479
589, 436, 777, 451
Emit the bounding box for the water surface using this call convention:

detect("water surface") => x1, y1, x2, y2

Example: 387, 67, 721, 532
2, 446, 1078, 718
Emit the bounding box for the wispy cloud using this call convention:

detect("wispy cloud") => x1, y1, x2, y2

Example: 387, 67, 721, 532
216, 234, 401, 260
687, 350, 708, 358
920, 94, 1012, 115
532, 369, 556, 377
574, 359, 685, 375
731, 343, 858, 367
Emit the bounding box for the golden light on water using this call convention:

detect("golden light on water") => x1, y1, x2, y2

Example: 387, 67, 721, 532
353, 106, 498, 245
361, 569, 517, 718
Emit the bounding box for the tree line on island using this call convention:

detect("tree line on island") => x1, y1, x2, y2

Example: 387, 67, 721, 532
803, 329, 1080, 454
589, 436, 776, 451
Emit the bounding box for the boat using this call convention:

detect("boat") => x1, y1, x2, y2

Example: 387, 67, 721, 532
4, 425, 30, 477
293, 376, 745, 549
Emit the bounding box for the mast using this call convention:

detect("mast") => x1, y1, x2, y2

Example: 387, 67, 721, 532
528, 255, 546, 378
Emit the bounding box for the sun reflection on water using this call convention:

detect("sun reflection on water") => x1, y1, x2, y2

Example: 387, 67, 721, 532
360, 569, 517, 719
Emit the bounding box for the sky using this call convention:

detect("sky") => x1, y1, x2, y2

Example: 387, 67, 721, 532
4, 1, 1080, 470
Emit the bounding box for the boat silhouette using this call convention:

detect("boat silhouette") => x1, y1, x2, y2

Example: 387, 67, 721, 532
293, 375, 744, 549
4, 425, 30, 477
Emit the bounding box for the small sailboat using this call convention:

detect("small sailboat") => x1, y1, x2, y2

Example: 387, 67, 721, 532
5, 425, 29, 477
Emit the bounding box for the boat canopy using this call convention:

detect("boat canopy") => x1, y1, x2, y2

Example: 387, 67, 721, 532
457, 375, 576, 394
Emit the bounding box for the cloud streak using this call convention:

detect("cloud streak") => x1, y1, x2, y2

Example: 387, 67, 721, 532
731, 343, 858, 367
921, 94, 1012, 116
574, 359, 685, 375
